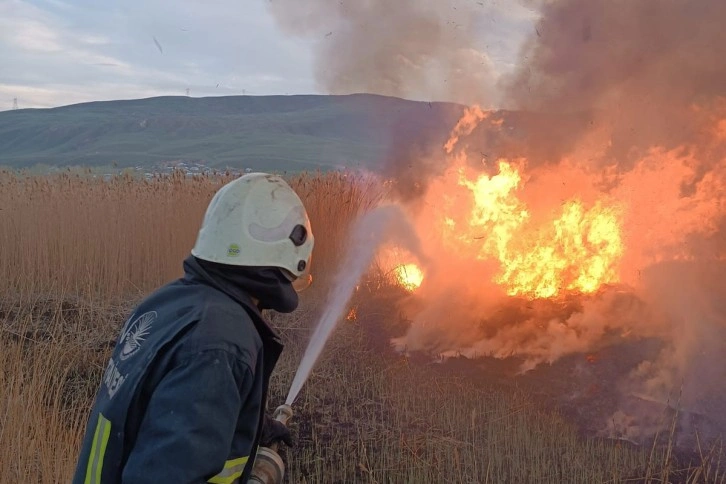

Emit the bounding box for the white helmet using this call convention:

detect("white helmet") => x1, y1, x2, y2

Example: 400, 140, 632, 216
192, 173, 314, 282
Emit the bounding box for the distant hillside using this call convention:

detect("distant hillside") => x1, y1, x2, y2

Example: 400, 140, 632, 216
0, 94, 464, 172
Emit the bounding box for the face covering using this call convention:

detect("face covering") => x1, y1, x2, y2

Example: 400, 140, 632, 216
190, 256, 300, 313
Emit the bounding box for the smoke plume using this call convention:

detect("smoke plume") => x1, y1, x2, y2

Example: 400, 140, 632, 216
267, 0, 495, 105
266, 0, 498, 199
505, 0, 726, 177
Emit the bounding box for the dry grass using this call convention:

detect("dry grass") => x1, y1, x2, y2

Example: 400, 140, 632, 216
0, 302, 102, 482
0, 169, 380, 299
0, 170, 722, 483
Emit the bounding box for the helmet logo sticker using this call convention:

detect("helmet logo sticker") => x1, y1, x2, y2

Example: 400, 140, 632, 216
227, 243, 241, 257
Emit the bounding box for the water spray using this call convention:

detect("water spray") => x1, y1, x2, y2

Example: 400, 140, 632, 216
250, 205, 421, 483
286, 205, 419, 406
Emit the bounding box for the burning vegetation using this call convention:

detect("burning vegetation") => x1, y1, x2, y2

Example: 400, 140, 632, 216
381, 99, 726, 444
271, 0, 726, 450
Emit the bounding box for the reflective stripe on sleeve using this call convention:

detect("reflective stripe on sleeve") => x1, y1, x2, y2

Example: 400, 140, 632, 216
208, 456, 250, 484
84, 413, 112, 484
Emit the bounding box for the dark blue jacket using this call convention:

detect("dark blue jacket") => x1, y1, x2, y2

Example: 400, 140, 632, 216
73, 256, 289, 484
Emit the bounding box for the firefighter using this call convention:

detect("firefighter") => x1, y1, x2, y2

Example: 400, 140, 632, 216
73, 172, 314, 483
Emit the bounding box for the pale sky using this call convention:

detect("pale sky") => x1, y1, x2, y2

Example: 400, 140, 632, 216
0, 0, 537, 111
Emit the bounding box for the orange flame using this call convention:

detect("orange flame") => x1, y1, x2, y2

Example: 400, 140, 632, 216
453, 161, 623, 297
426, 107, 625, 299
395, 263, 424, 291
346, 307, 357, 321
444, 106, 489, 154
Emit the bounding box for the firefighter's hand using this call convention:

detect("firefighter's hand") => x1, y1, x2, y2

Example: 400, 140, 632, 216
261, 414, 294, 448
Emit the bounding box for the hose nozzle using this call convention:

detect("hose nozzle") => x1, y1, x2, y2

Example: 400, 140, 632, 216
272, 404, 293, 426
249, 404, 294, 484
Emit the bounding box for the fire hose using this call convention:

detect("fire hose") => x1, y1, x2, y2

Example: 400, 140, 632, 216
249, 404, 294, 484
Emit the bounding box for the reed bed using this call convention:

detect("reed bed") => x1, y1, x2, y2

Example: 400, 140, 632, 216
0, 170, 721, 483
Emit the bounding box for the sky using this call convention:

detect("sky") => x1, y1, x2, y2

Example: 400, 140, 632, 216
0, 0, 536, 111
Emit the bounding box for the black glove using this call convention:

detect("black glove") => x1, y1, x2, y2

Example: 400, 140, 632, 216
260, 414, 293, 448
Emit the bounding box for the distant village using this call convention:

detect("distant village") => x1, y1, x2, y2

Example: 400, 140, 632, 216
32, 159, 336, 179
103, 160, 250, 180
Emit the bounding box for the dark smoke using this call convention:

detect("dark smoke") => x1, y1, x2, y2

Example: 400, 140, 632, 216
505, 0, 726, 177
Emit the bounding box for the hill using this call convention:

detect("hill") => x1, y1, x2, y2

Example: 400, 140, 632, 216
0, 94, 464, 172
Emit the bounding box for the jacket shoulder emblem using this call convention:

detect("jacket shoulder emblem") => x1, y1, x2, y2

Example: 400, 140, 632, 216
119, 311, 157, 361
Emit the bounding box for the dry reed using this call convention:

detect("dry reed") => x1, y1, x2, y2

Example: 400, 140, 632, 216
0, 171, 721, 483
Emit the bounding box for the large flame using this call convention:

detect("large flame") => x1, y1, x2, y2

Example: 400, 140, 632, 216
447, 160, 624, 298
384, 154, 624, 297
386, 105, 723, 303
378, 106, 624, 299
